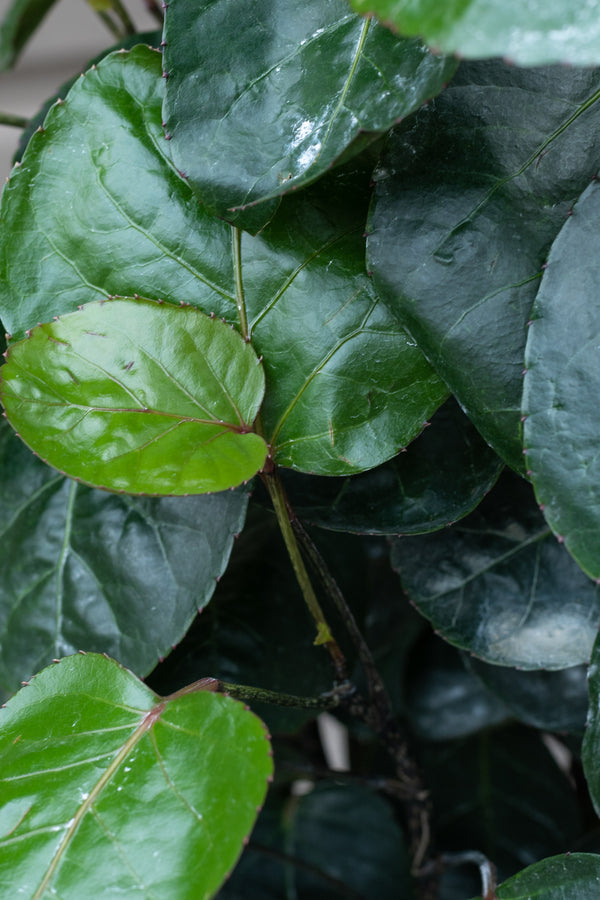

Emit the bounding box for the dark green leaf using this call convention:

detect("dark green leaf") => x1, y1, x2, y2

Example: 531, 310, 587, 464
423, 726, 580, 879
477, 853, 600, 900
367, 61, 600, 470
467, 657, 588, 733
0, 417, 249, 696
0, 46, 446, 477
0, 653, 273, 899
523, 181, 600, 580
406, 636, 509, 741
391, 472, 600, 668
349, 0, 600, 66
0, 0, 59, 70
162, 0, 456, 231
0, 298, 268, 494
582, 630, 600, 815
278, 398, 503, 534
222, 782, 411, 900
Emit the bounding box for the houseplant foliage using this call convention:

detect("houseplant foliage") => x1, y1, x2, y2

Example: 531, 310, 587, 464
1, 0, 600, 898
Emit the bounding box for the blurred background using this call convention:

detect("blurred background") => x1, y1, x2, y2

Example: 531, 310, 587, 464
0, 0, 156, 179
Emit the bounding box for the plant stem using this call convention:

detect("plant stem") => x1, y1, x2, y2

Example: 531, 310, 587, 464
165, 676, 352, 710
0, 112, 28, 128
262, 470, 348, 682
108, 0, 136, 34
141, 0, 164, 24
87, 4, 124, 39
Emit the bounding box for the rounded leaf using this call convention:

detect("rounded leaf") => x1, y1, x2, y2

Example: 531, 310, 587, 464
0, 653, 273, 899
162, 0, 456, 231
490, 854, 600, 900
0, 298, 268, 494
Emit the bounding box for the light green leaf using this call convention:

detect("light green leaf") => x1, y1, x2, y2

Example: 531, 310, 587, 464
0, 298, 268, 495
367, 61, 600, 471
0, 653, 273, 899
0, 47, 446, 478
523, 181, 600, 580
0, 417, 249, 696
349, 0, 600, 66
162, 0, 456, 231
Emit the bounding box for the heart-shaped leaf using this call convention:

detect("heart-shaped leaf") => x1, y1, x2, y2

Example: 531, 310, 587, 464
0, 297, 268, 494
162, 0, 457, 231
348, 0, 600, 66
0, 653, 273, 899
367, 61, 600, 471
391, 473, 600, 668
0, 46, 446, 478
523, 180, 600, 580
0, 417, 249, 696
471, 854, 600, 900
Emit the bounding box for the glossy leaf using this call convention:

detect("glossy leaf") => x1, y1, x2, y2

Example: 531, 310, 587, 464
406, 636, 509, 741
277, 398, 502, 534
0, 0, 59, 70
162, 0, 456, 231
367, 61, 600, 471
391, 473, 600, 668
349, 0, 600, 66
523, 181, 600, 580
0, 653, 273, 899
0, 417, 249, 696
467, 657, 588, 733
0, 46, 446, 477
0, 298, 268, 494
582, 630, 600, 815
473, 854, 600, 900
422, 726, 580, 879
222, 782, 410, 899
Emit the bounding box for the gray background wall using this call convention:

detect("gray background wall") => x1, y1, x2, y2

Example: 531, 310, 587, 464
0, 0, 156, 180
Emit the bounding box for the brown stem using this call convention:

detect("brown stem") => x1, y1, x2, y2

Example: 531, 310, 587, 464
141, 0, 164, 24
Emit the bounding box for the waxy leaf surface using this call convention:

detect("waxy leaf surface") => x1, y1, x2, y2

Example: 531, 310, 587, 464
349, 0, 600, 65
0, 298, 268, 494
367, 61, 600, 470
0, 47, 445, 477
391, 474, 600, 668
0, 653, 273, 899
0, 417, 249, 696
162, 0, 456, 231
523, 182, 600, 580
278, 398, 502, 534
473, 854, 600, 900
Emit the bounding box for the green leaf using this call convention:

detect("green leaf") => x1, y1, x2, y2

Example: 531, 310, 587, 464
277, 398, 503, 534
0, 653, 273, 899
582, 630, 600, 815
0, 0, 59, 70
0, 417, 249, 696
0, 298, 268, 495
391, 472, 600, 668
406, 636, 509, 741
222, 782, 411, 899
523, 181, 600, 580
422, 726, 580, 879
0, 46, 446, 478
367, 61, 600, 471
348, 0, 600, 66
477, 853, 600, 900
162, 0, 457, 232
467, 657, 588, 733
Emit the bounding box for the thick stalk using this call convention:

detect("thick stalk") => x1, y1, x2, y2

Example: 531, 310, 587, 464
166, 676, 352, 710
263, 470, 348, 682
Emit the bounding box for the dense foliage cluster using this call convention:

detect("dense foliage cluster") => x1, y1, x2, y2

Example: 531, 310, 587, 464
1, 1, 600, 897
